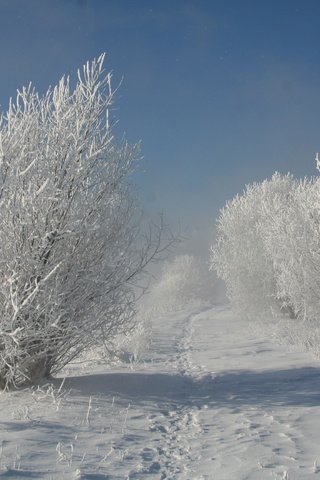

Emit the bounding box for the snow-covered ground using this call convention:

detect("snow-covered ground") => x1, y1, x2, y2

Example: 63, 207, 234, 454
1, 305, 320, 479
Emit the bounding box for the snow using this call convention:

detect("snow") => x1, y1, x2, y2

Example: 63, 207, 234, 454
1, 305, 320, 479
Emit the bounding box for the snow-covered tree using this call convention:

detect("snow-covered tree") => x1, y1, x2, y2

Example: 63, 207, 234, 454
211, 168, 320, 354
259, 176, 310, 319
210, 173, 297, 319
270, 176, 320, 324
0, 54, 173, 388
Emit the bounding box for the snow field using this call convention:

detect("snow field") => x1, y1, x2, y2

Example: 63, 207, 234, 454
192, 307, 320, 479
1, 306, 320, 478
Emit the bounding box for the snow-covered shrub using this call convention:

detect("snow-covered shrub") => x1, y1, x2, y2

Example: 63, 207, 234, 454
0, 55, 172, 388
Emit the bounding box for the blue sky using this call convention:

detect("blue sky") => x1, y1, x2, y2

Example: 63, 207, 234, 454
1, 0, 320, 234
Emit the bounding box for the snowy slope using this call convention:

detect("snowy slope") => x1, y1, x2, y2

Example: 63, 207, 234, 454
1, 306, 320, 479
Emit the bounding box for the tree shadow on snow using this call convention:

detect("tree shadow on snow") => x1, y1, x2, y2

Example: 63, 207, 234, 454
61, 366, 320, 408
62, 372, 194, 403
202, 366, 320, 408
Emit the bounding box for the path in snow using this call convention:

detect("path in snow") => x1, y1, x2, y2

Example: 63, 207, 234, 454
1, 306, 320, 478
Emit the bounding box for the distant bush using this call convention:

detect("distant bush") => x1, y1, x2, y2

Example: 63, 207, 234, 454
149, 254, 215, 313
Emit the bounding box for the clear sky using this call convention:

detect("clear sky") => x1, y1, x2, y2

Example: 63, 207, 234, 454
1, 0, 320, 235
